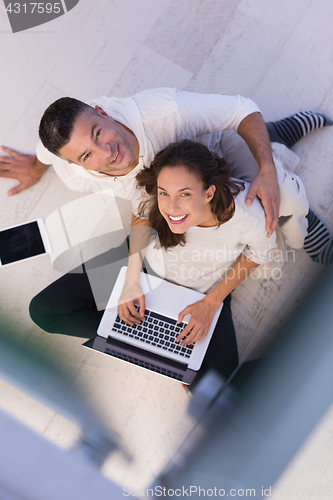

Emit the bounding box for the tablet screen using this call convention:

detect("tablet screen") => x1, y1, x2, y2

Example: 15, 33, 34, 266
0, 222, 46, 265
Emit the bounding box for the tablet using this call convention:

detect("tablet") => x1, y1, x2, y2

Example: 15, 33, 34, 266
0, 218, 52, 267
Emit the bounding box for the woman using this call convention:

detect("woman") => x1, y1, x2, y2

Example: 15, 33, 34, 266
118, 140, 277, 385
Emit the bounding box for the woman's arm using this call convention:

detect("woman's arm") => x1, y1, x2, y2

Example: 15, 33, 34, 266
176, 254, 259, 345
118, 213, 151, 325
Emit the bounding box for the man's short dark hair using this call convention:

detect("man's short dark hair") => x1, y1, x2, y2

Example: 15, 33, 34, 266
39, 97, 98, 156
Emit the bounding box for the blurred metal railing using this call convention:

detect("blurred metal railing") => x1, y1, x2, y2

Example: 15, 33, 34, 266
0, 267, 332, 499
0, 325, 126, 500
153, 268, 333, 498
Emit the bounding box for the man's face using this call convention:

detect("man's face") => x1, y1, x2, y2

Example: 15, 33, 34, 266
58, 107, 138, 175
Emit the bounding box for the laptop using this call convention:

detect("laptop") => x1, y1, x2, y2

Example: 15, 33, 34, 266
83, 266, 223, 384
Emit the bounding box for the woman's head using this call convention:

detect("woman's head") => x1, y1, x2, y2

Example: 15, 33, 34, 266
136, 140, 244, 248
157, 164, 216, 234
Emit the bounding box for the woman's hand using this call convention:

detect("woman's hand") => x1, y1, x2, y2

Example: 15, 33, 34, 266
118, 279, 146, 326
176, 296, 220, 345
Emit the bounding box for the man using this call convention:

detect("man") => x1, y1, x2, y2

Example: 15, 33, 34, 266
2, 88, 331, 243
1, 88, 331, 338
2, 89, 281, 234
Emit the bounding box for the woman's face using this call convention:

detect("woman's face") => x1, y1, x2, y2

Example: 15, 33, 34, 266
157, 165, 216, 233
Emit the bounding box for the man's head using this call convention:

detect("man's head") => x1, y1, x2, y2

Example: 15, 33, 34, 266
39, 97, 93, 156
39, 97, 139, 175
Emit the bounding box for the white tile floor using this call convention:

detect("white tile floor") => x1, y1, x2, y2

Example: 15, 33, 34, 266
0, 0, 332, 496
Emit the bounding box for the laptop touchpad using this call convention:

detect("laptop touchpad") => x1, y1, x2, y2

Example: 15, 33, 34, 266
146, 280, 186, 313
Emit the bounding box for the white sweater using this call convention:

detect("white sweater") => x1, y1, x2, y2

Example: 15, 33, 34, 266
134, 184, 277, 293
37, 88, 259, 227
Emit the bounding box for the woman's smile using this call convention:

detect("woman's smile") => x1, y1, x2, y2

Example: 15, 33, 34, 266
167, 213, 189, 224
157, 165, 216, 233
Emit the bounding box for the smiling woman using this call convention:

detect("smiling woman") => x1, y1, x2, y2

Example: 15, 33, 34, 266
118, 140, 278, 389
136, 140, 245, 248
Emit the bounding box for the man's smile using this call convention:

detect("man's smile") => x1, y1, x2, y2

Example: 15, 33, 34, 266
109, 145, 119, 164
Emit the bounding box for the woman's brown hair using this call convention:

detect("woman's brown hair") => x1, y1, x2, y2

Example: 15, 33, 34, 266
136, 140, 244, 249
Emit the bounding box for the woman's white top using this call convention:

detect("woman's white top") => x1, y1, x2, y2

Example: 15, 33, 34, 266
133, 183, 277, 294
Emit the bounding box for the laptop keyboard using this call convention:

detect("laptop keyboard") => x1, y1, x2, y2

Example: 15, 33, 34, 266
111, 308, 194, 359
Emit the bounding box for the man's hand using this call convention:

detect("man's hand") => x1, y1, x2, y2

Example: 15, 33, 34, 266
118, 280, 146, 326
0, 146, 50, 196
245, 166, 280, 237
176, 296, 219, 346
237, 113, 280, 237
